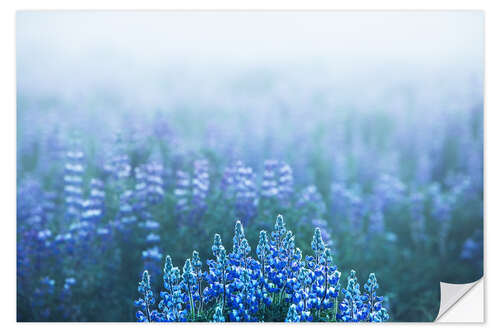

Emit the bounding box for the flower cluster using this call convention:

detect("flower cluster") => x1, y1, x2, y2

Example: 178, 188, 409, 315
261, 160, 294, 206
64, 148, 85, 221
338, 271, 389, 322
221, 161, 258, 223
134, 215, 389, 322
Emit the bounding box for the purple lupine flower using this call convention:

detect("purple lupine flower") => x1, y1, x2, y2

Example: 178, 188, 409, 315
372, 174, 407, 212
261, 160, 279, 198
42, 191, 57, 223
277, 161, 293, 206
139, 219, 162, 275
233, 161, 258, 224
31, 276, 56, 320
135, 160, 165, 213
145, 161, 165, 204
297, 185, 327, 225
79, 179, 105, 232
142, 246, 163, 275
17, 180, 57, 281
191, 159, 210, 217
89, 179, 105, 214
58, 277, 81, 320
134, 165, 148, 214
260, 159, 294, 208
221, 162, 237, 198
174, 170, 191, 217
104, 133, 131, 184
220, 160, 258, 223
114, 189, 137, 230
64, 149, 85, 221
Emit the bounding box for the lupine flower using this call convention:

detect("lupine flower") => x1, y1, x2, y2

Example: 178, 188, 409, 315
277, 162, 294, 206
31, 276, 56, 320
135, 271, 157, 322
212, 305, 225, 322
285, 304, 300, 322
261, 160, 279, 198
142, 247, 163, 262
174, 170, 191, 217
311, 219, 333, 247
134, 215, 389, 322
81, 178, 105, 228
338, 270, 389, 322
145, 161, 165, 204
110, 189, 137, 233
221, 161, 258, 223
104, 133, 132, 183
373, 174, 407, 211
297, 185, 326, 226
158, 255, 185, 321
261, 160, 294, 207
182, 259, 197, 317
64, 149, 85, 221
134, 161, 165, 217
233, 161, 258, 224
192, 159, 210, 216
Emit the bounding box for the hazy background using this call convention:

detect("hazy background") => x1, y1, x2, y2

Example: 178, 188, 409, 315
17, 11, 483, 108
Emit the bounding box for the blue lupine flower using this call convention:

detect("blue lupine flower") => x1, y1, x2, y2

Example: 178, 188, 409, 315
80, 178, 105, 228
116, 190, 137, 229
285, 304, 300, 322
135, 271, 156, 322
134, 160, 165, 218
192, 159, 210, 216
277, 162, 294, 206
223, 161, 258, 224
182, 259, 197, 317
297, 185, 326, 226
174, 170, 191, 216
64, 148, 85, 221
145, 161, 165, 204
311, 219, 333, 247
373, 174, 407, 211
212, 305, 225, 322
104, 133, 132, 184
129, 215, 391, 322
261, 160, 279, 198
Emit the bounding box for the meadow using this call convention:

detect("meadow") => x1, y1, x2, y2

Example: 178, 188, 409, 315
17, 71, 483, 321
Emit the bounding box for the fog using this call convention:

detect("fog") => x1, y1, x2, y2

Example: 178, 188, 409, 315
17, 11, 483, 107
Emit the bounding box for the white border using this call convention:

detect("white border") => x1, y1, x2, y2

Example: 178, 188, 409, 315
2, 1, 497, 332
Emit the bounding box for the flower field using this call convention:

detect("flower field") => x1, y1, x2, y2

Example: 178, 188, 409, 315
17, 73, 483, 321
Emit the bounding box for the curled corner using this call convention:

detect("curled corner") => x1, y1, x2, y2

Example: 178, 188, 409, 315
435, 278, 483, 322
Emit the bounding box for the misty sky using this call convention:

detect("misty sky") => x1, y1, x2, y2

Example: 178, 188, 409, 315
16, 11, 484, 103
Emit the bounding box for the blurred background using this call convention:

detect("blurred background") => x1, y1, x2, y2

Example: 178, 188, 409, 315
17, 11, 483, 321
